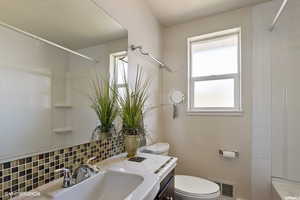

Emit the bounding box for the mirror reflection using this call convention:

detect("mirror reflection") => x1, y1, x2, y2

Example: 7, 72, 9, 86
0, 0, 128, 162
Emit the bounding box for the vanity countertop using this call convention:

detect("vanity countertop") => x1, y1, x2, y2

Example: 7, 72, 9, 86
97, 152, 177, 182
272, 177, 300, 200
12, 153, 177, 200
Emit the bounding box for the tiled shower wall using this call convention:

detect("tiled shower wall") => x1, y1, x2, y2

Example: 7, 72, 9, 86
0, 136, 125, 200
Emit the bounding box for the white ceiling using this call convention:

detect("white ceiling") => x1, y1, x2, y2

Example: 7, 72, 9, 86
0, 0, 127, 49
145, 0, 271, 26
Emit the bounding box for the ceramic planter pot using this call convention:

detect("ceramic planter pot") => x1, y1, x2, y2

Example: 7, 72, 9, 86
100, 129, 113, 140
124, 135, 140, 157
91, 125, 116, 141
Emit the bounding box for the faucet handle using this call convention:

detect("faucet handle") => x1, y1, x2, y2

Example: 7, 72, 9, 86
85, 156, 102, 173
55, 168, 71, 175
55, 168, 73, 188
86, 156, 97, 165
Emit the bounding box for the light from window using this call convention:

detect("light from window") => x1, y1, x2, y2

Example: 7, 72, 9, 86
117, 57, 128, 84
188, 28, 241, 113
194, 79, 235, 108
110, 51, 128, 99
192, 35, 238, 77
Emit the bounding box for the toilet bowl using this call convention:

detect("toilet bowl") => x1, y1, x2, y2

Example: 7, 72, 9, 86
142, 143, 221, 200
175, 175, 220, 200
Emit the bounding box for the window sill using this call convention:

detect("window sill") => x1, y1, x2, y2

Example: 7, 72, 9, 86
186, 109, 244, 116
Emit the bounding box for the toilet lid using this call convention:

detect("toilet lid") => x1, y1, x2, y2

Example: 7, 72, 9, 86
143, 143, 169, 154
175, 175, 219, 197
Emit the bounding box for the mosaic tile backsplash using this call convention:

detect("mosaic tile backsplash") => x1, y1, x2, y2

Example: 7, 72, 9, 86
0, 136, 125, 200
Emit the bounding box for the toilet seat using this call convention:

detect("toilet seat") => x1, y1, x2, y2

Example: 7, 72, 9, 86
175, 175, 220, 199
175, 189, 220, 199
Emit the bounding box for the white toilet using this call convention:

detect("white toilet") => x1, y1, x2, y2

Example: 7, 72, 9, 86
141, 143, 220, 200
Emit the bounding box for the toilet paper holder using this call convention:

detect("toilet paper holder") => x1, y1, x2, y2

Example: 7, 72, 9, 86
219, 149, 239, 158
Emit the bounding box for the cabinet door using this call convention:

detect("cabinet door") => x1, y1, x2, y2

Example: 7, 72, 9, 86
157, 177, 175, 200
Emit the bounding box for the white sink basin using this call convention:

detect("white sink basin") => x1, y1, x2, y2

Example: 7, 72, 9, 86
43, 171, 144, 200
14, 153, 171, 200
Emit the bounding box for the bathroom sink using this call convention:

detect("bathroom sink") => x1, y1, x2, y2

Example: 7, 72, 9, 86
43, 170, 144, 200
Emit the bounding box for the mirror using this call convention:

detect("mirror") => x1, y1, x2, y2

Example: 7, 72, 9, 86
0, 0, 128, 162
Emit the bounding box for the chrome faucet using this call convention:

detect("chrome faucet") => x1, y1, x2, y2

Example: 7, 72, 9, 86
55, 157, 100, 188
72, 158, 99, 184
55, 168, 73, 188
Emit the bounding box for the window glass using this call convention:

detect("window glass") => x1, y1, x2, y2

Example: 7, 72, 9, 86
116, 57, 128, 85
118, 87, 126, 100
191, 34, 238, 77
194, 79, 235, 108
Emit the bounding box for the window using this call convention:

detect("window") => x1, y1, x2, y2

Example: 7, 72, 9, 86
187, 28, 241, 114
110, 51, 128, 98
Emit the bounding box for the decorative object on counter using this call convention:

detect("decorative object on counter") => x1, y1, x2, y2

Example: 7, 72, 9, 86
124, 135, 141, 157
89, 76, 118, 141
128, 157, 147, 163
169, 90, 185, 119
91, 125, 117, 141
117, 66, 149, 157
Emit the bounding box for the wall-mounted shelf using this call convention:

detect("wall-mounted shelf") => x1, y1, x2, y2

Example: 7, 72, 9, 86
54, 104, 73, 108
53, 127, 73, 133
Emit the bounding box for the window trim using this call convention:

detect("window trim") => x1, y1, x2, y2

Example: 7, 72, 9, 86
109, 51, 128, 88
187, 27, 243, 115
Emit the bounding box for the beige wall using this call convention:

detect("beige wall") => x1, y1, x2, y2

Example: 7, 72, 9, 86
161, 8, 253, 199
94, 0, 163, 142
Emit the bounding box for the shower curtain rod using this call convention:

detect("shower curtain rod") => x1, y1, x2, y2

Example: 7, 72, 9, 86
0, 21, 99, 63
130, 45, 172, 72
270, 0, 288, 31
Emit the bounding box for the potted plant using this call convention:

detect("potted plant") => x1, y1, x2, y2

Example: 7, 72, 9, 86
117, 67, 149, 157
89, 76, 118, 140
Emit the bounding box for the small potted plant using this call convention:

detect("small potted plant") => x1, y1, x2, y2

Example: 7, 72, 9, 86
89, 76, 118, 140
117, 67, 149, 157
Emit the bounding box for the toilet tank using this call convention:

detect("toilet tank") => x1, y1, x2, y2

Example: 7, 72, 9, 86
140, 143, 170, 155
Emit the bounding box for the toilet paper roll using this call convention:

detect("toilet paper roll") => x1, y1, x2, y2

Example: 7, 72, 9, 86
222, 151, 236, 158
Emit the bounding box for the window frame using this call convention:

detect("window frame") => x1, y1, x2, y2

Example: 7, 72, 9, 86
187, 27, 242, 115
109, 51, 128, 89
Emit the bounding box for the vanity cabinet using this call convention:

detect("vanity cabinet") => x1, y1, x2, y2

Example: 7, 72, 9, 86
155, 169, 175, 200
